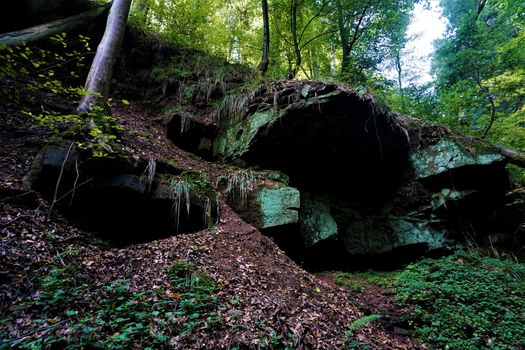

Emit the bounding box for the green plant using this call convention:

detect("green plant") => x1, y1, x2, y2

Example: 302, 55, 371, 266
166, 260, 221, 335
217, 169, 257, 206
334, 270, 399, 292
140, 158, 157, 192
346, 314, 382, 335
1, 264, 184, 349
344, 314, 382, 350
213, 92, 251, 123
0, 33, 122, 158
169, 178, 191, 231
397, 251, 525, 350
37, 265, 87, 313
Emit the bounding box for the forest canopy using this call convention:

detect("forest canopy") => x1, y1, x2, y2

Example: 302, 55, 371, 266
126, 0, 525, 165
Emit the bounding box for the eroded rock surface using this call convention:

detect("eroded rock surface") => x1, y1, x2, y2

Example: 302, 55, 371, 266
196, 81, 522, 262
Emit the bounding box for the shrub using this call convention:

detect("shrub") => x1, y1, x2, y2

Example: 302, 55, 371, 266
397, 251, 525, 350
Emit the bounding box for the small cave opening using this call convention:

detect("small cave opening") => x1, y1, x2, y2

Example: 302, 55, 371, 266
30, 155, 215, 246
166, 115, 218, 160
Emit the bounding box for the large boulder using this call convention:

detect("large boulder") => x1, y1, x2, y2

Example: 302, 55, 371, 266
221, 170, 300, 229
410, 138, 505, 180
256, 187, 300, 228
299, 195, 338, 247
206, 81, 522, 260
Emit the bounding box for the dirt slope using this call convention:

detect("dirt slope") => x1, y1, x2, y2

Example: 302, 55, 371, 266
0, 94, 427, 349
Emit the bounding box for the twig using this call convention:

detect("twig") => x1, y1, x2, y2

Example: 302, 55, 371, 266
0, 213, 26, 228
0, 190, 35, 203
48, 141, 74, 219
34, 52, 95, 75
69, 156, 80, 206
54, 178, 93, 204
0, 321, 66, 346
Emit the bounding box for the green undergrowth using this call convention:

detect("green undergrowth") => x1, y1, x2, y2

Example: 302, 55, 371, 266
334, 251, 525, 350
397, 251, 525, 350
166, 260, 221, 336
334, 270, 399, 292
0, 257, 221, 349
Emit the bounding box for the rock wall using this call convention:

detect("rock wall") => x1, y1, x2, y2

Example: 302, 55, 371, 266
178, 81, 522, 261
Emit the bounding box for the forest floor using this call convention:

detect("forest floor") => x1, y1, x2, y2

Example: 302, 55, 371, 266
0, 90, 425, 349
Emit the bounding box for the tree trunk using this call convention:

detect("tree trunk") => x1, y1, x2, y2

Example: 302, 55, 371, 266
337, 0, 350, 76
289, 0, 301, 79
0, 4, 110, 47
77, 0, 131, 113
338, 0, 371, 78
257, 0, 270, 76
395, 50, 405, 113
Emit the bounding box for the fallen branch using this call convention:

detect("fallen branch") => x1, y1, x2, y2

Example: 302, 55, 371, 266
493, 144, 525, 169
0, 3, 111, 47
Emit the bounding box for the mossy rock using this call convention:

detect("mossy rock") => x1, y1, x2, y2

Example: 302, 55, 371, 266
299, 194, 338, 247
410, 138, 505, 179
256, 187, 300, 228
228, 180, 300, 229
337, 209, 447, 255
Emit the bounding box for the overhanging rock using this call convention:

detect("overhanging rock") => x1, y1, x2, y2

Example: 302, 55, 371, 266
213, 81, 410, 195
410, 138, 505, 180
185, 81, 523, 260
29, 144, 219, 242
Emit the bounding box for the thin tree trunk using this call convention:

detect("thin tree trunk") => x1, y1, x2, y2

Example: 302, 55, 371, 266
395, 51, 405, 113
258, 0, 270, 75
338, 0, 371, 77
290, 0, 301, 79
474, 68, 496, 139
337, 0, 349, 75
77, 0, 131, 113
0, 4, 110, 47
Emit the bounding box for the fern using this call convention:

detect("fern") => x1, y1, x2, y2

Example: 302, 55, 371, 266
170, 179, 191, 232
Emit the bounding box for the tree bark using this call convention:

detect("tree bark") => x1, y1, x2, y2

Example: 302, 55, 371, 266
0, 4, 110, 47
493, 145, 525, 169
395, 50, 405, 113
258, 0, 270, 75
77, 0, 131, 113
338, 0, 371, 77
289, 0, 301, 79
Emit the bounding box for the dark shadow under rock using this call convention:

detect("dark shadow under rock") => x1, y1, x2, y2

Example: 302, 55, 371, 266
29, 144, 219, 244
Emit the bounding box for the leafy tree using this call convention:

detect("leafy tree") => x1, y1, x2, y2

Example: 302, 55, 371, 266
433, 0, 525, 147
334, 0, 414, 84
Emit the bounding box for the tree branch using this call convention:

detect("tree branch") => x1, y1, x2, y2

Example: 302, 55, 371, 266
493, 144, 525, 169
298, 0, 330, 44
0, 3, 111, 47
299, 28, 337, 50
